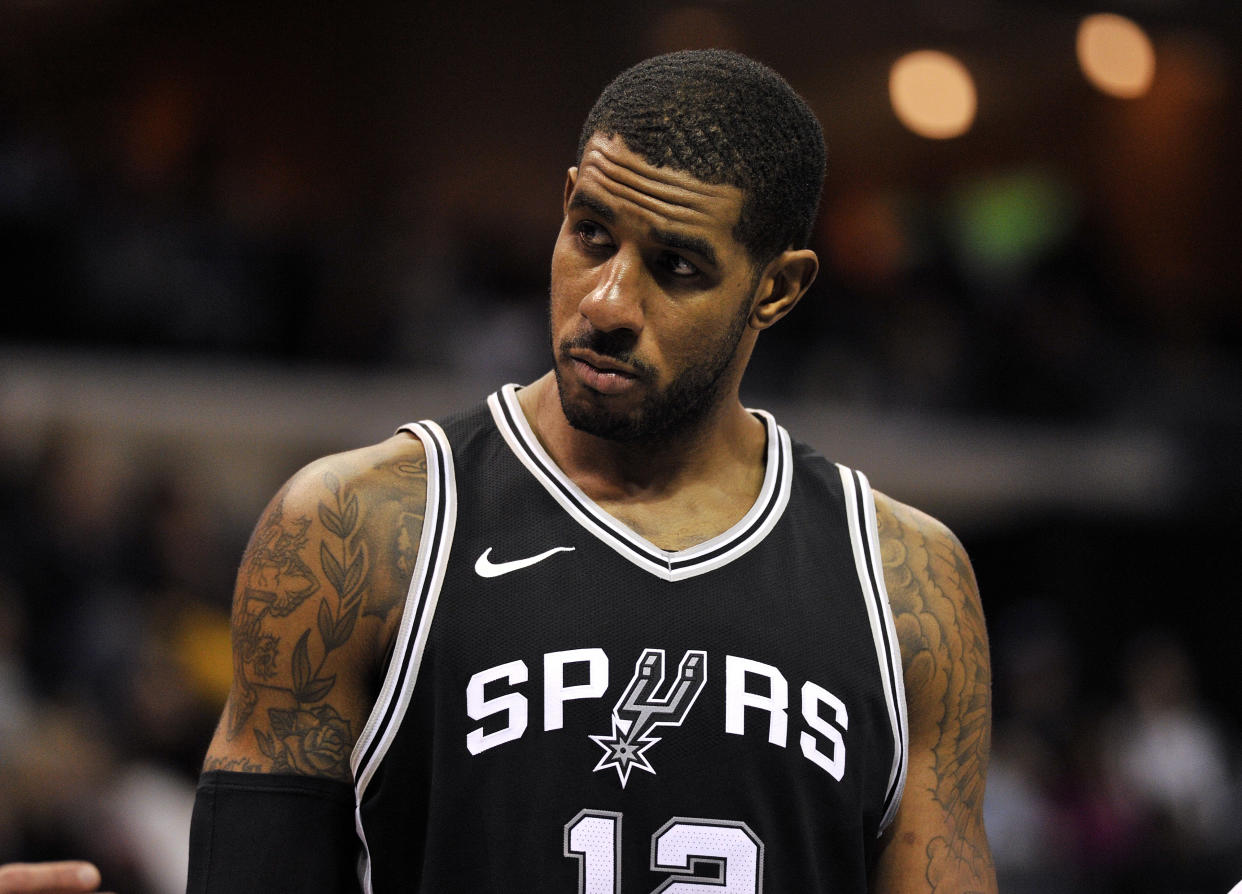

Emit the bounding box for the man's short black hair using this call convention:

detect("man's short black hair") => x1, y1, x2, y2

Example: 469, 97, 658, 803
577, 49, 826, 267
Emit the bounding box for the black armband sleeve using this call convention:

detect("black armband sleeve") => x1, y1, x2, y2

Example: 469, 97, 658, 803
187, 771, 359, 894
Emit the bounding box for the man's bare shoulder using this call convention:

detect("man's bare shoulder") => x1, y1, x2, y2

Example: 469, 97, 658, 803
202, 431, 430, 780
273, 432, 430, 621
872, 490, 962, 555
871, 489, 980, 627
870, 489, 988, 720
285, 432, 427, 505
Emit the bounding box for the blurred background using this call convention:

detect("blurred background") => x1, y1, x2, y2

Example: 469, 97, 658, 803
0, 1, 1239, 891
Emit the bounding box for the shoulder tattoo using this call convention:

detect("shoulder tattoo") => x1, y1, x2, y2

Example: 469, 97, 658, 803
210, 451, 428, 779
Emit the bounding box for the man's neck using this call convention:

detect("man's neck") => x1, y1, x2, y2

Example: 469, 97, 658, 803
515, 373, 768, 550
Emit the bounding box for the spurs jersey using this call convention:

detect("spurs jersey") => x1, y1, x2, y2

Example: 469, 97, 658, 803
351, 385, 907, 893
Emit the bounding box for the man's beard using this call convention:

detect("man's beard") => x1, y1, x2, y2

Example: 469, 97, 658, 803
552, 299, 750, 445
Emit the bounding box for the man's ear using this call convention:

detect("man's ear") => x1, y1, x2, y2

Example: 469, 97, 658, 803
750, 249, 819, 330
562, 167, 579, 215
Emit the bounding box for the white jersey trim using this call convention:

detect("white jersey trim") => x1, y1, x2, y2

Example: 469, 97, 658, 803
351, 420, 457, 894
488, 384, 793, 582
838, 465, 909, 835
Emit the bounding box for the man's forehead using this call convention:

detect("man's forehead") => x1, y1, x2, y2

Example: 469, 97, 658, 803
574, 134, 744, 232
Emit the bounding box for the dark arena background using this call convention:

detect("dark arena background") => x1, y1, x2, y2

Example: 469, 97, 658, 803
0, 2, 1239, 892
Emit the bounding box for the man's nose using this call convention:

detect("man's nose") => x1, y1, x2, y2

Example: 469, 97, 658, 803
579, 252, 644, 335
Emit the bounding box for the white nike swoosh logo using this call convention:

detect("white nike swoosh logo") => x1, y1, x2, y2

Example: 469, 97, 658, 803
474, 546, 576, 578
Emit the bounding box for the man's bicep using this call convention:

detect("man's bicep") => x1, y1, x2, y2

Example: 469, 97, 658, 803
870, 494, 996, 894
203, 436, 428, 780
203, 466, 368, 780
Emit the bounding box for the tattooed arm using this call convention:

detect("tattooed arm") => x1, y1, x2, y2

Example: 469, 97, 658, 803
201, 432, 429, 780
187, 434, 429, 890
869, 493, 997, 894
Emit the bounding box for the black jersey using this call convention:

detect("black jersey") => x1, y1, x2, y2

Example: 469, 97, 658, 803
351, 385, 908, 893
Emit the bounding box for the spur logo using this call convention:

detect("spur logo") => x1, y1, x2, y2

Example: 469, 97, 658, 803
588, 649, 707, 786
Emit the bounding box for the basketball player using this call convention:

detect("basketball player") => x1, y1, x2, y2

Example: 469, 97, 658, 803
189, 50, 996, 892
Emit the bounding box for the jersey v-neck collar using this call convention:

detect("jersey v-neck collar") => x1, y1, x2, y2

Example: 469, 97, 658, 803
487, 383, 793, 582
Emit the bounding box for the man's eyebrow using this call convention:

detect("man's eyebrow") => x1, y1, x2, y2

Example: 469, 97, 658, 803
569, 189, 720, 268
567, 192, 616, 223
651, 227, 719, 268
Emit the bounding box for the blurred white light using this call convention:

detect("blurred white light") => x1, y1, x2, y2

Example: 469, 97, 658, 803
889, 50, 977, 140
1077, 13, 1156, 98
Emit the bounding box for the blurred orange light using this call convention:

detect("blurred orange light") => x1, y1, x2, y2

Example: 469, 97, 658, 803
1077, 13, 1155, 98
889, 50, 977, 140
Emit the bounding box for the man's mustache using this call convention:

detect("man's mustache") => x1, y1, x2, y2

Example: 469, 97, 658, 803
558, 328, 656, 378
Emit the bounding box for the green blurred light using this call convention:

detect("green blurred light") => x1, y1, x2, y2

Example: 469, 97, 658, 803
948, 169, 1078, 286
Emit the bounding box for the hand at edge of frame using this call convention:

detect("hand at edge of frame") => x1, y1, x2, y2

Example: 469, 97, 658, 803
0, 861, 114, 894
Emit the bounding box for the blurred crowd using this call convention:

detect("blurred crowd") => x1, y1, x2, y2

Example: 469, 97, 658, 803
0, 430, 238, 893
1, 3, 1241, 891
986, 599, 1242, 893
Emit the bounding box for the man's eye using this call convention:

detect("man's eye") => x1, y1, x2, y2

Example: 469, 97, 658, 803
661, 252, 699, 277
576, 220, 612, 248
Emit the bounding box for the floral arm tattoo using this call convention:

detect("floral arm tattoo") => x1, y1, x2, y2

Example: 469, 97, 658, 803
204, 441, 428, 781
873, 495, 997, 894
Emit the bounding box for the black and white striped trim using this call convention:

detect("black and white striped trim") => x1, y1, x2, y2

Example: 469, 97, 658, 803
352, 420, 457, 894
839, 464, 909, 835
489, 384, 793, 582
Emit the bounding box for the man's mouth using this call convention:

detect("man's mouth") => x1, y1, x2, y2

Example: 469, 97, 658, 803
568, 351, 640, 395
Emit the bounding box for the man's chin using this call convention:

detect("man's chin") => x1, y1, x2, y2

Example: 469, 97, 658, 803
561, 395, 642, 442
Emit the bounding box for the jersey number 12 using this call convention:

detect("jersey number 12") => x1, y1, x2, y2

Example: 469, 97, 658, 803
564, 809, 764, 893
